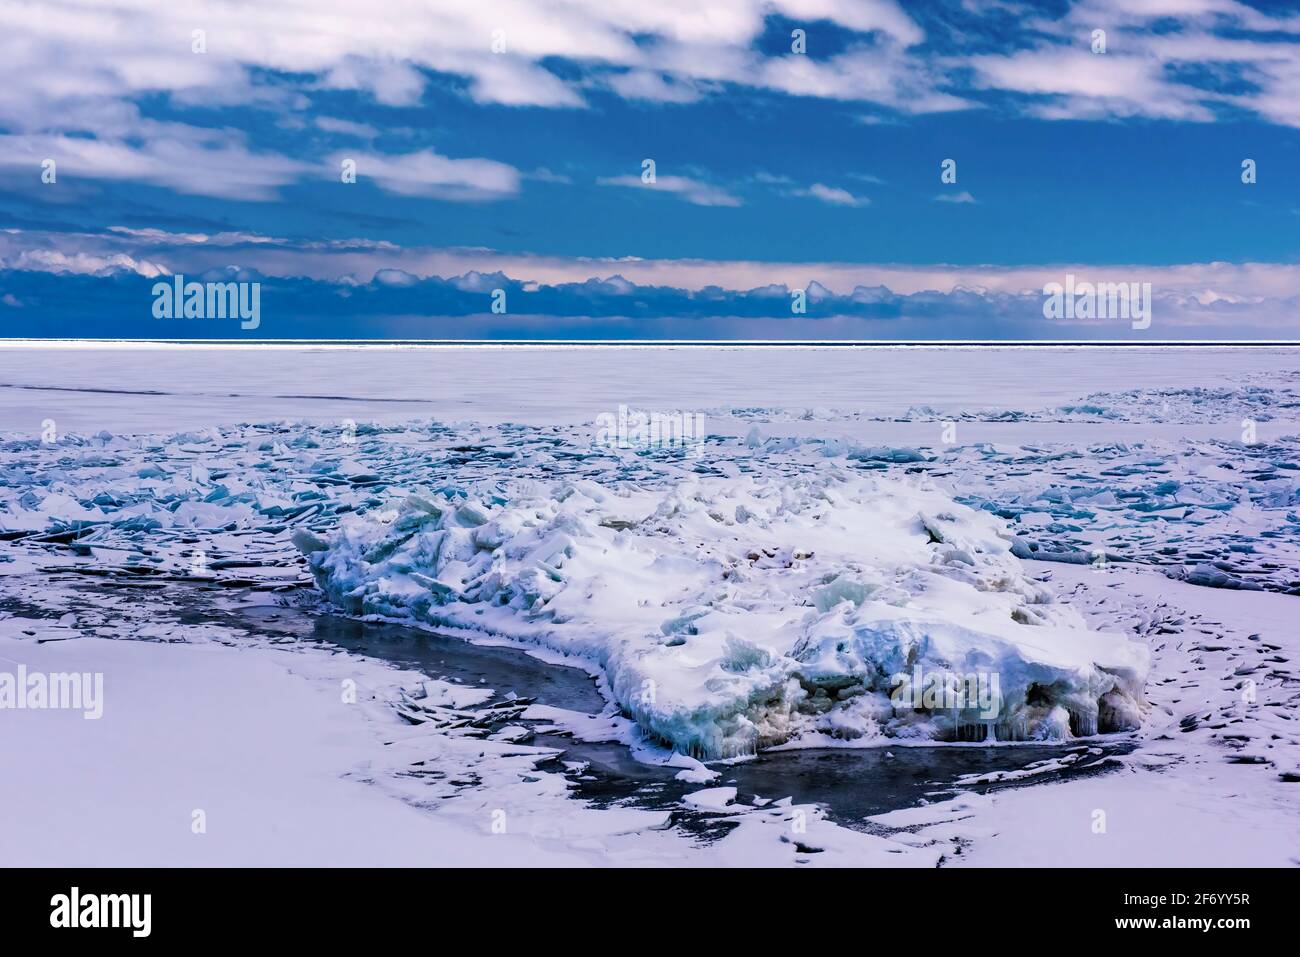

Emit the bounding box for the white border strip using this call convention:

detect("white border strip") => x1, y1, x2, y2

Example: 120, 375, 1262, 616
3, 339, 1300, 351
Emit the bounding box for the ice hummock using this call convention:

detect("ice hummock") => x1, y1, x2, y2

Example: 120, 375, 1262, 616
297, 467, 1149, 760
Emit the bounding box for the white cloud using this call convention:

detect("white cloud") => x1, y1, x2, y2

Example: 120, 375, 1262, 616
0, 1, 947, 143
605, 70, 702, 103
317, 57, 428, 107
330, 150, 521, 201
771, 0, 923, 45
11, 224, 1300, 333
107, 226, 284, 246
798, 183, 870, 207
0, 128, 307, 201
597, 174, 742, 207
934, 191, 977, 203
979, 1, 1300, 125
315, 117, 380, 139
16, 227, 1300, 320
0, 0, 1298, 205
1, 247, 168, 278
759, 46, 971, 112
968, 49, 1216, 122
450, 53, 587, 107
527, 167, 573, 184
0, 0, 939, 120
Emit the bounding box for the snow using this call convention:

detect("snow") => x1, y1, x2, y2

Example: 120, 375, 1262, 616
0, 628, 575, 866
682, 787, 738, 810
0, 604, 936, 867
299, 470, 1148, 758
887, 765, 1297, 867
863, 563, 1300, 866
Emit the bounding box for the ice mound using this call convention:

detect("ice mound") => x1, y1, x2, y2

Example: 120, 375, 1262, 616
297, 468, 1149, 759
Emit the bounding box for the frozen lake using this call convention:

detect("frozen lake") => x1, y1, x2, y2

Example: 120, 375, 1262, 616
1, 343, 1297, 446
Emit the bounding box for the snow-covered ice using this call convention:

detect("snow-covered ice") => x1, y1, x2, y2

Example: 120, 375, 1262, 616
298, 470, 1148, 757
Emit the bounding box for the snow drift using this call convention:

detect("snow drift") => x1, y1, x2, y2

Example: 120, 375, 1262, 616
297, 468, 1149, 759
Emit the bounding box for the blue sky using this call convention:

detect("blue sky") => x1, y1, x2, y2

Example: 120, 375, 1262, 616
3, 0, 1300, 339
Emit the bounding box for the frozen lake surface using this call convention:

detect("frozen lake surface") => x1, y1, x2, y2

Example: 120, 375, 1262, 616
2, 344, 1298, 439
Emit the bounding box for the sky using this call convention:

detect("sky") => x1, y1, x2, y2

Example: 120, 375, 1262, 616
2, 0, 1300, 339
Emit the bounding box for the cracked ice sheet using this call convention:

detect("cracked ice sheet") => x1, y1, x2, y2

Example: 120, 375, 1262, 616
864, 564, 1300, 866
3, 400, 1298, 597
0, 612, 934, 867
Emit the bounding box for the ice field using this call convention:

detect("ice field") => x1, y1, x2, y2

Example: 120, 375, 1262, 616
2, 344, 1297, 866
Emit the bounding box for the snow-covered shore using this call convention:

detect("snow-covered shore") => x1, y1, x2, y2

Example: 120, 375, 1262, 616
0, 566, 942, 867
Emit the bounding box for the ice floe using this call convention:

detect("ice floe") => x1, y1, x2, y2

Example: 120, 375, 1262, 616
298, 469, 1149, 758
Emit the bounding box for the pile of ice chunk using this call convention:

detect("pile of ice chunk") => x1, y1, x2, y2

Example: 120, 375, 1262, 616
299, 467, 1149, 759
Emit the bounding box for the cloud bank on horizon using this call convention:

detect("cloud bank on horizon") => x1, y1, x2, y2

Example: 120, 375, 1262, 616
2, 0, 1299, 339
